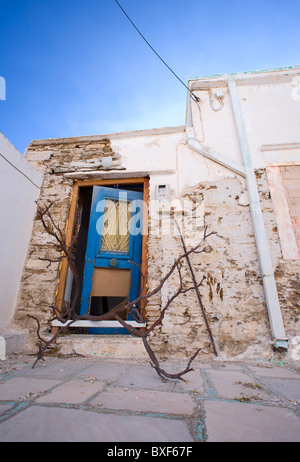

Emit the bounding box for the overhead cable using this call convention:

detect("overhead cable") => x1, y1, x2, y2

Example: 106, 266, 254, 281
113, 0, 200, 102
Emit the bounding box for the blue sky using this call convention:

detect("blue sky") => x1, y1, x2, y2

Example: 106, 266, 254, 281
1, 0, 299, 154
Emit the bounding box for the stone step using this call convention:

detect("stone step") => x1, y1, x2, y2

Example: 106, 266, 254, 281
0, 330, 26, 360
55, 334, 148, 360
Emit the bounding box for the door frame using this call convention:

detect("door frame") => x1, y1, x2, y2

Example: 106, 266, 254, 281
54, 177, 149, 329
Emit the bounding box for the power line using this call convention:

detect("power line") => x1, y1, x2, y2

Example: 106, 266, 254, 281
0, 152, 41, 189
113, 0, 200, 102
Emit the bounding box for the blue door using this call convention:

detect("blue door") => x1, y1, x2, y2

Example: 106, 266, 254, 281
80, 186, 143, 334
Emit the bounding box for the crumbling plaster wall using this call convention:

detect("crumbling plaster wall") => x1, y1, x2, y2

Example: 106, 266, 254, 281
12, 130, 188, 351
13, 137, 118, 348
147, 173, 271, 359
147, 166, 299, 359
13, 120, 299, 359
183, 68, 300, 358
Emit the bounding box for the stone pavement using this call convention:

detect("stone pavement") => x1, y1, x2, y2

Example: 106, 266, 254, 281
0, 355, 299, 443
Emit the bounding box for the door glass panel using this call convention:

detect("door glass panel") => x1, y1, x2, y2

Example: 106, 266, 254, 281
100, 199, 132, 252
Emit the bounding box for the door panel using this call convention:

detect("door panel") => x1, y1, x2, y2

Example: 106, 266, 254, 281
99, 199, 132, 253
80, 186, 143, 333
91, 268, 131, 297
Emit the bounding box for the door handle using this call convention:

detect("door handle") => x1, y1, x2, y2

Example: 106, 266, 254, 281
109, 258, 118, 267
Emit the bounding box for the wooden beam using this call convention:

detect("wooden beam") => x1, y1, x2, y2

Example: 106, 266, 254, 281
55, 182, 79, 313
77, 178, 146, 187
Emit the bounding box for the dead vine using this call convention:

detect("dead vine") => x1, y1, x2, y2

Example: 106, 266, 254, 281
28, 200, 218, 381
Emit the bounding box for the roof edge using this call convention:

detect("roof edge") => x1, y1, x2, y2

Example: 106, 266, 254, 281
28, 125, 185, 147
189, 65, 300, 87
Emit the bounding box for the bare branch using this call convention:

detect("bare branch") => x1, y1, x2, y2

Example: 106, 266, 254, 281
174, 219, 218, 357
30, 200, 218, 381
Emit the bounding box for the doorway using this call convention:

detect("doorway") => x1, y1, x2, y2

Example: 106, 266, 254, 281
59, 179, 148, 334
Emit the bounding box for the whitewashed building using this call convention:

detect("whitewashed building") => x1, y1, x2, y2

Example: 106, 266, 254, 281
0, 133, 43, 358
2, 66, 300, 361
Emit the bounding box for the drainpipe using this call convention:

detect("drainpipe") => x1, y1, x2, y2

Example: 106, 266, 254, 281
185, 93, 245, 177
227, 76, 288, 350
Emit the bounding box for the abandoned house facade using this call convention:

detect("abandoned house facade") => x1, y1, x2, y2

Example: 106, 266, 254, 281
1, 66, 300, 361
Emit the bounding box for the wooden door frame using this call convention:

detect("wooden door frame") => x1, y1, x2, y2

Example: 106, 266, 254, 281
54, 177, 149, 324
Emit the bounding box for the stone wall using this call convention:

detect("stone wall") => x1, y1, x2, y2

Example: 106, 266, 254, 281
147, 175, 269, 359
13, 137, 299, 360
147, 171, 299, 360
13, 138, 117, 349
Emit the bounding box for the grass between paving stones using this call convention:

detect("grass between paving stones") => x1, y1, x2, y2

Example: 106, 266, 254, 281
235, 380, 263, 389
234, 380, 264, 403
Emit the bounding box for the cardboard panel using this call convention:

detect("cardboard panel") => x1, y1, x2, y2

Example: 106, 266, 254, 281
91, 268, 131, 297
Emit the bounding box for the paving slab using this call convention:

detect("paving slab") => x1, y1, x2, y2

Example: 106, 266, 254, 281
0, 377, 61, 401
76, 362, 131, 382
36, 379, 105, 404
117, 364, 177, 391
0, 356, 299, 442
0, 405, 194, 442
247, 364, 300, 379
205, 369, 271, 401
174, 367, 204, 393
12, 358, 91, 378
205, 400, 300, 442
258, 377, 300, 401
92, 387, 195, 415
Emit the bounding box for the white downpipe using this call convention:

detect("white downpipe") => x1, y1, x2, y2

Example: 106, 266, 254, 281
227, 77, 288, 350
185, 79, 288, 350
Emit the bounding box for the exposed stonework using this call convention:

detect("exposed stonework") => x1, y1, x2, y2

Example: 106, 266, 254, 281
13, 138, 119, 349
147, 176, 272, 360
12, 135, 299, 361
25, 138, 122, 174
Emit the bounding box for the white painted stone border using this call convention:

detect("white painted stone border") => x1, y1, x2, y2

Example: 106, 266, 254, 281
51, 320, 146, 329
0, 336, 6, 360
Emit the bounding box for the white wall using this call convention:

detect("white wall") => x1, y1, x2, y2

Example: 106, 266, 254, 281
189, 67, 300, 170
187, 67, 300, 349
0, 133, 43, 328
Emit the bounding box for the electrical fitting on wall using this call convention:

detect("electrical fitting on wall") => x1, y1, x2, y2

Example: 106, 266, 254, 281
154, 184, 171, 213
210, 89, 225, 111
195, 87, 225, 111
155, 184, 170, 202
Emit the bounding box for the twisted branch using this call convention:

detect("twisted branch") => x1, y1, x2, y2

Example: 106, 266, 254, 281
29, 201, 218, 382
